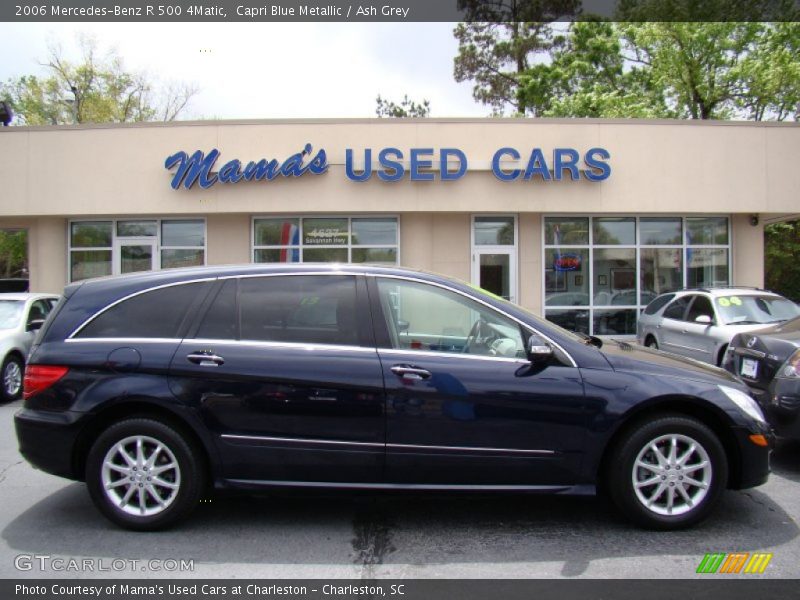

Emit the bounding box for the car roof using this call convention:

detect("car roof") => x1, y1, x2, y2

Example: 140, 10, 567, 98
671, 288, 781, 298
0, 292, 60, 301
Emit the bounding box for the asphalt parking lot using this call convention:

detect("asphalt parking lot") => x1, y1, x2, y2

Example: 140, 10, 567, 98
1, 399, 798, 580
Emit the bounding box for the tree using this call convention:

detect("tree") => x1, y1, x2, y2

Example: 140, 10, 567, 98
514, 21, 800, 120
0, 230, 27, 278
375, 94, 431, 118
765, 221, 800, 302
0, 34, 198, 125
453, 0, 580, 115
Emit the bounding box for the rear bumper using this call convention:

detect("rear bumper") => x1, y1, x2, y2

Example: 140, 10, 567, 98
14, 408, 86, 480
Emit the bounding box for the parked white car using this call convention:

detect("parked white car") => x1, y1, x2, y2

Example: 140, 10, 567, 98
0, 293, 60, 401
637, 287, 800, 366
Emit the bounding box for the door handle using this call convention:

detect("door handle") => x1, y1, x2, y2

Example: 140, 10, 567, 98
391, 365, 431, 380
187, 352, 225, 367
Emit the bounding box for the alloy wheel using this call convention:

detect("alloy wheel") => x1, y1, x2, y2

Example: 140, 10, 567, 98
4, 360, 22, 397
101, 435, 181, 517
631, 433, 712, 517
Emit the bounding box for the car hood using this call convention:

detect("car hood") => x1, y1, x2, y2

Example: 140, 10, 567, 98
598, 339, 741, 386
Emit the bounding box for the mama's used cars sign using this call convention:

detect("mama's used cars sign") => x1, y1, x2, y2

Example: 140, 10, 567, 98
164, 145, 611, 189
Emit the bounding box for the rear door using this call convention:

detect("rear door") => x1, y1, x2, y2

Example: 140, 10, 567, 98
660, 295, 693, 355
169, 274, 386, 484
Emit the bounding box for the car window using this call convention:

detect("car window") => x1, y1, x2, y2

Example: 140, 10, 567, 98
76, 282, 211, 339
686, 295, 715, 323
662, 296, 692, 321
195, 279, 238, 340
238, 275, 359, 346
27, 300, 51, 326
643, 294, 675, 315
715, 294, 800, 325
376, 278, 525, 358
0, 300, 23, 330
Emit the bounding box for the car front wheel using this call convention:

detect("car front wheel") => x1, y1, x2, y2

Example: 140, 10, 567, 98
607, 415, 727, 530
86, 418, 205, 530
1, 355, 23, 402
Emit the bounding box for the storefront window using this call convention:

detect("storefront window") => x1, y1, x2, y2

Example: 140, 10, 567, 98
543, 216, 730, 336
69, 219, 206, 282
253, 217, 399, 265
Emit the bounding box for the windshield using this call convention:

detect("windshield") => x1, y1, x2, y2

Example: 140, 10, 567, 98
0, 300, 23, 329
715, 295, 800, 325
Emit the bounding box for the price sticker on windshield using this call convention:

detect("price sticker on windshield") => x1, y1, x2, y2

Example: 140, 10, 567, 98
730, 296, 742, 306
718, 298, 731, 307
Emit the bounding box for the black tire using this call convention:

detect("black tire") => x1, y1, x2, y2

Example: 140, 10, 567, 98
1, 354, 24, 402
85, 418, 205, 531
645, 336, 659, 350
606, 414, 728, 530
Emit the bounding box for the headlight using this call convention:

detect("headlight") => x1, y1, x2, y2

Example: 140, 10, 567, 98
718, 385, 766, 424
778, 349, 800, 379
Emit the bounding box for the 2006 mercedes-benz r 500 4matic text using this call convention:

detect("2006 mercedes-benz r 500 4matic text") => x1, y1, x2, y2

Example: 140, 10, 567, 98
15, 265, 772, 531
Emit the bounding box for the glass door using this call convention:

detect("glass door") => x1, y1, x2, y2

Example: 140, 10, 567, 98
471, 215, 517, 303
114, 238, 157, 275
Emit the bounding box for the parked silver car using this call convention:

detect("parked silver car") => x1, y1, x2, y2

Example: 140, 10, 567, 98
637, 287, 800, 366
0, 293, 60, 401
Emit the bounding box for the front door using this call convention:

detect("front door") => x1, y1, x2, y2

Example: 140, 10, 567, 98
114, 238, 156, 275
471, 215, 517, 303
370, 276, 586, 486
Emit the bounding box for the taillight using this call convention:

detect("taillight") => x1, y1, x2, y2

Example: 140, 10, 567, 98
23, 365, 69, 400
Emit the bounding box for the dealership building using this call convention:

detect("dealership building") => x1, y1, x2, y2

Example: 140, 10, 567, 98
1, 118, 797, 336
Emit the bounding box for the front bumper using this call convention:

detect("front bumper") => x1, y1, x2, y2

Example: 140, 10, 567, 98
14, 408, 87, 480
749, 379, 800, 441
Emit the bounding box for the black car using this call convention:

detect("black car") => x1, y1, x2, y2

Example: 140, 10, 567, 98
15, 264, 771, 531
724, 315, 800, 440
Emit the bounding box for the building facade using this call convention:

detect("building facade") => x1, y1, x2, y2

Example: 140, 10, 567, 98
1, 118, 797, 336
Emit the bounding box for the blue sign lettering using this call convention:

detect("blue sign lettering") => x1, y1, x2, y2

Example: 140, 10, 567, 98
491, 147, 611, 182
165, 144, 328, 189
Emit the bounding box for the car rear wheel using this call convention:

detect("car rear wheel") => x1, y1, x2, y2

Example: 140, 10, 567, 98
606, 415, 727, 530
86, 418, 205, 530
1, 355, 23, 402
645, 336, 659, 350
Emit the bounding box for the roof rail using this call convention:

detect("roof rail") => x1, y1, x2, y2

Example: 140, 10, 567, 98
682, 285, 766, 293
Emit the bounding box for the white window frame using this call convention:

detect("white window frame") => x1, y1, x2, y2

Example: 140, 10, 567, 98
251, 215, 401, 265
470, 214, 519, 303
541, 214, 732, 337
67, 217, 207, 283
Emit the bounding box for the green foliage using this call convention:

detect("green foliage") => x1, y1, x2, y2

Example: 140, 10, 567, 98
453, 0, 580, 115
765, 221, 800, 302
375, 94, 431, 118
0, 230, 28, 278
457, 17, 800, 121
0, 34, 197, 125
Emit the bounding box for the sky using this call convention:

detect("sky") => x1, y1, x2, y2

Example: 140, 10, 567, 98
0, 22, 488, 119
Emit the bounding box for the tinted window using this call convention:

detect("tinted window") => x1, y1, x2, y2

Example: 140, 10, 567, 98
195, 280, 238, 340
27, 300, 51, 325
686, 295, 714, 322
376, 278, 525, 357
77, 282, 210, 339
663, 296, 691, 321
239, 275, 358, 346
644, 294, 675, 315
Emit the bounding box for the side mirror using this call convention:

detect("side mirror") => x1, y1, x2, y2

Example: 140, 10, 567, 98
397, 319, 410, 333
26, 319, 45, 332
694, 315, 712, 325
527, 334, 553, 363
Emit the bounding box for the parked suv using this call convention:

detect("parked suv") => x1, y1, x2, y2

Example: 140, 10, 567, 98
637, 287, 800, 366
16, 265, 771, 531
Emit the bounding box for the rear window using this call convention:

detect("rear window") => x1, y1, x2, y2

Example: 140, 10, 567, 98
238, 275, 358, 346
76, 282, 211, 339
643, 294, 675, 315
